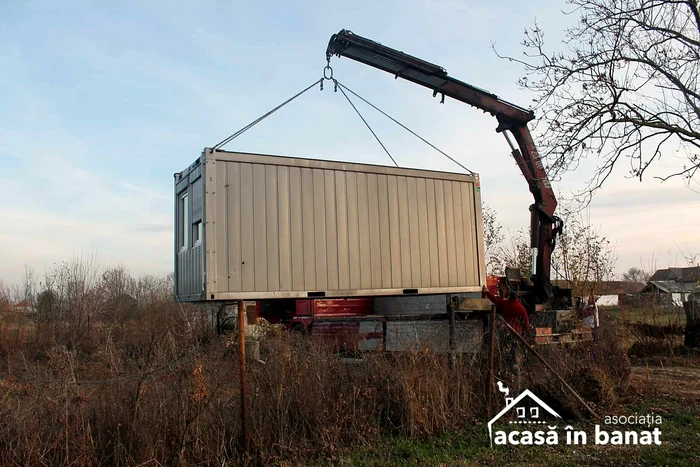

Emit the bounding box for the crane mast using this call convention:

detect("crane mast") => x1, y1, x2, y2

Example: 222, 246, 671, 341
326, 29, 563, 307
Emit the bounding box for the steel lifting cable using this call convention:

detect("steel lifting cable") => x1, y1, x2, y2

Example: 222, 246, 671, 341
334, 80, 474, 174
333, 79, 399, 167
210, 69, 473, 174
211, 78, 323, 151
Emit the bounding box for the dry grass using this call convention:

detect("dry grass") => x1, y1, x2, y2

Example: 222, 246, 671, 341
0, 263, 634, 465
605, 305, 692, 358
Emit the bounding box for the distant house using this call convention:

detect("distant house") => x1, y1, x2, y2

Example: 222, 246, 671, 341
640, 267, 700, 307
13, 300, 36, 314
552, 280, 646, 307
649, 266, 700, 283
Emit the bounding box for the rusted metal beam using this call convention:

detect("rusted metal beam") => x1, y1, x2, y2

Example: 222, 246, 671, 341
447, 295, 456, 367
238, 299, 249, 457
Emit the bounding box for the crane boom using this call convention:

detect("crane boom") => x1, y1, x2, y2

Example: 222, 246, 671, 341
326, 29, 562, 305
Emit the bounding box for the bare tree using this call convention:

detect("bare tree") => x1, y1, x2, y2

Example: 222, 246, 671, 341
622, 266, 651, 282
481, 205, 534, 276
10, 265, 37, 306
498, 0, 700, 200
49, 254, 102, 341
551, 211, 617, 295
482, 204, 505, 275
675, 244, 700, 266
35, 289, 59, 323
99, 266, 137, 301
0, 280, 11, 312
135, 274, 174, 306
498, 228, 533, 278
494, 211, 616, 290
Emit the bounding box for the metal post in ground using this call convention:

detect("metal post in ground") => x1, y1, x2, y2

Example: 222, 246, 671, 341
487, 304, 496, 419
447, 294, 456, 367
238, 299, 249, 458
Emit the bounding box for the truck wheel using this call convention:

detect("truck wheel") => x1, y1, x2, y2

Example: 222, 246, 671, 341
290, 323, 309, 335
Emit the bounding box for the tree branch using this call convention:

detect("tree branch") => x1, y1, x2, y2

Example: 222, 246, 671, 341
497, 0, 700, 194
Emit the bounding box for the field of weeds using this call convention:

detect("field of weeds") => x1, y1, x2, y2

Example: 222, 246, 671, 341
0, 263, 691, 466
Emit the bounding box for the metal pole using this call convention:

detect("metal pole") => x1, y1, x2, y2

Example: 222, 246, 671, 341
487, 305, 496, 419
382, 319, 387, 352
447, 295, 455, 367
500, 317, 599, 419
238, 299, 249, 456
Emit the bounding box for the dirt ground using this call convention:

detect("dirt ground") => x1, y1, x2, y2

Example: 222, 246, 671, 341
631, 359, 700, 398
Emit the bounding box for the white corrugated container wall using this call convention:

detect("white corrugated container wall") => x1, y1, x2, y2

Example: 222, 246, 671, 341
176, 148, 486, 301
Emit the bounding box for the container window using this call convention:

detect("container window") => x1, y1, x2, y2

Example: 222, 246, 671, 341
180, 192, 189, 251
193, 221, 202, 246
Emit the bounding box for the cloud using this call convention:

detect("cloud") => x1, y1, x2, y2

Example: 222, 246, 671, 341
117, 181, 171, 202
0, 0, 696, 285
0, 128, 173, 283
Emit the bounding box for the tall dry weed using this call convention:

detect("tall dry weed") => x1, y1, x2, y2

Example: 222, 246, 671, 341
0, 262, 633, 465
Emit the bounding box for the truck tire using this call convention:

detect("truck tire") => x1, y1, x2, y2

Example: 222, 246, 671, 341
290, 323, 309, 335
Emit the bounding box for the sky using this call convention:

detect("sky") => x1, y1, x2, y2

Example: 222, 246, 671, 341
0, 0, 698, 286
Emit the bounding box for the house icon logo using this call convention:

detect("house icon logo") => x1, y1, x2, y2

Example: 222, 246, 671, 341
488, 382, 562, 447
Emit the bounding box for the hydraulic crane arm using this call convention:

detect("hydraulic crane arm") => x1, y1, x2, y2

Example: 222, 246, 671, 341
326, 29, 561, 301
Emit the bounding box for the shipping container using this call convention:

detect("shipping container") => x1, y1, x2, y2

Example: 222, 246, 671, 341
175, 148, 486, 301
